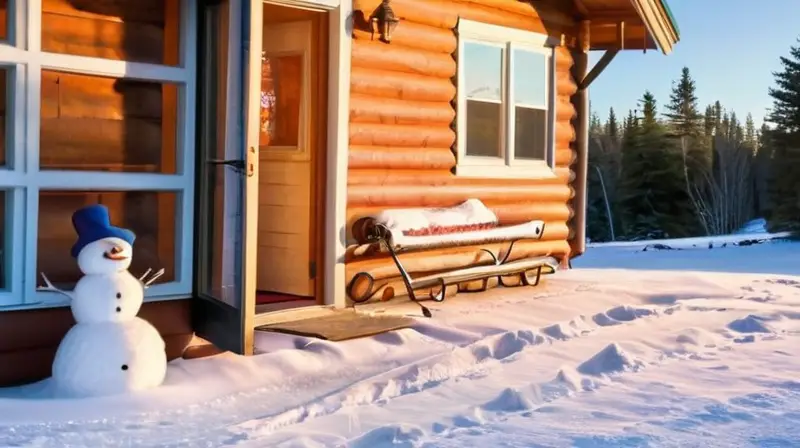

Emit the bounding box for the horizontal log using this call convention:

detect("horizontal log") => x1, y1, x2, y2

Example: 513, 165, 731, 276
452, 1, 573, 37
455, 0, 573, 23
345, 238, 571, 282
41, 70, 166, 120
556, 46, 574, 70
345, 201, 572, 235
486, 202, 574, 223
557, 70, 578, 97
39, 117, 168, 168
557, 96, 577, 121
352, 39, 456, 79
348, 145, 456, 170
346, 166, 572, 186
349, 274, 458, 303
555, 147, 576, 166
350, 94, 455, 126
351, 66, 457, 102
347, 169, 455, 185
352, 20, 457, 54
353, 0, 458, 29
556, 120, 575, 146
350, 122, 456, 148
43, 0, 172, 25
42, 12, 172, 65
348, 183, 573, 207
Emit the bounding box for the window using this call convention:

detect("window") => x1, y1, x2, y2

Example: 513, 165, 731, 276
456, 19, 557, 179
0, 0, 195, 308
37, 191, 178, 289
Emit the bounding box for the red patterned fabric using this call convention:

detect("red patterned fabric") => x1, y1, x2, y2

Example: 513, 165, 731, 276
401, 222, 498, 237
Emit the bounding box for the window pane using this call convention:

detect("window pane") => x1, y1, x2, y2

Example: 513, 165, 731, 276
39, 70, 178, 173
260, 54, 302, 148
515, 106, 547, 160
37, 191, 177, 289
466, 100, 501, 158
0, 67, 6, 167
0, 191, 6, 290
463, 42, 502, 102
513, 49, 547, 107
0, 0, 7, 41
41, 0, 181, 66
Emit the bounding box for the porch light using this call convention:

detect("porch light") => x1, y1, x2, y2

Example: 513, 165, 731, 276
370, 0, 400, 43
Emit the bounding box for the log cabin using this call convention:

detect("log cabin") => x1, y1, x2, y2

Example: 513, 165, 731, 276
0, 0, 679, 386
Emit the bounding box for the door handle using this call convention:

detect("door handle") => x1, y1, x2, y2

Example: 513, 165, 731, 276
207, 147, 256, 177
207, 159, 245, 170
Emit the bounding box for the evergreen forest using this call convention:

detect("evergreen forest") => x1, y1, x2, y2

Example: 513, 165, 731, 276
585, 38, 800, 242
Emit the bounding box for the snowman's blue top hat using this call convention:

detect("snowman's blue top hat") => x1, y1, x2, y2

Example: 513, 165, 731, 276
70, 204, 136, 258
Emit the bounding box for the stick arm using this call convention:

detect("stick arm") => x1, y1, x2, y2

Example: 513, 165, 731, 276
37, 273, 73, 300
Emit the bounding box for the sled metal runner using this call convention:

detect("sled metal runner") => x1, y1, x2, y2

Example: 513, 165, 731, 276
348, 223, 558, 318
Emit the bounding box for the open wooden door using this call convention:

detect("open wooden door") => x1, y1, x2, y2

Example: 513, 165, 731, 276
192, 0, 260, 355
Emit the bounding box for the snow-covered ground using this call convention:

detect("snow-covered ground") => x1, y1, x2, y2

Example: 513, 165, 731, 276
1, 236, 799, 447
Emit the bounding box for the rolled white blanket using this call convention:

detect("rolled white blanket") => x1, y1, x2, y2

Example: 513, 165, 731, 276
361, 199, 545, 252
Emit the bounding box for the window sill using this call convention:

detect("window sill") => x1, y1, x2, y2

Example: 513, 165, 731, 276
454, 163, 557, 180
0, 292, 193, 312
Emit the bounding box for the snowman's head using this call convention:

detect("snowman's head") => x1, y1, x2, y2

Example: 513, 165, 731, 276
77, 237, 133, 275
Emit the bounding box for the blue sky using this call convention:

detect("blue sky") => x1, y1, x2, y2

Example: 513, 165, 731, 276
588, 0, 800, 128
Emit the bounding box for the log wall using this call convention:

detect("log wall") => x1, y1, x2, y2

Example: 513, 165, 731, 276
346, 0, 580, 301
0, 300, 194, 386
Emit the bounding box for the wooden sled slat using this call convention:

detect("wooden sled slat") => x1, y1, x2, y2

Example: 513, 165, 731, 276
409, 255, 558, 290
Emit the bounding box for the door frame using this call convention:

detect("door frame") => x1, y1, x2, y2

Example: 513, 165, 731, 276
247, 0, 351, 312
193, 0, 351, 356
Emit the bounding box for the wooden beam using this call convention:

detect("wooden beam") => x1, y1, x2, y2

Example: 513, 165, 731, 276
579, 49, 619, 90
573, 0, 589, 16
588, 10, 642, 22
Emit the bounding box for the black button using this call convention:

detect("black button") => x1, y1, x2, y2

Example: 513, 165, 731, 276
121, 364, 129, 371
116, 307, 121, 312
116, 292, 122, 299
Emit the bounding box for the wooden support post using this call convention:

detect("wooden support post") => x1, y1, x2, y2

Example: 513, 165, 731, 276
569, 20, 590, 261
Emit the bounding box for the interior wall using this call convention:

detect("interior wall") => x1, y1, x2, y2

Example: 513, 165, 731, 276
256, 3, 328, 302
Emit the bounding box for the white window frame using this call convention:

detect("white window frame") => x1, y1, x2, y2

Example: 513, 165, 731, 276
455, 19, 558, 179
0, 0, 197, 309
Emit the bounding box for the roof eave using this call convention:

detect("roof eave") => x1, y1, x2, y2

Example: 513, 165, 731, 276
630, 0, 680, 55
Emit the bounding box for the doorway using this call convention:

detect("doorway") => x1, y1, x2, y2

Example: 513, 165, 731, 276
255, 3, 329, 312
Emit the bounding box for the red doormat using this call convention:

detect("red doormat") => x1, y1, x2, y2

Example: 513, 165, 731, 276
256, 291, 309, 305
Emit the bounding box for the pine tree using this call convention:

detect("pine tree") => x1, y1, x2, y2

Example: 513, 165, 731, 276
703, 105, 716, 139
744, 113, 757, 151
765, 37, 800, 234
590, 111, 603, 135
618, 91, 695, 239
665, 67, 710, 194
754, 123, 773, 218
606, 107, 619, 140
664, 67, 703, 137
714, 101, 723, 131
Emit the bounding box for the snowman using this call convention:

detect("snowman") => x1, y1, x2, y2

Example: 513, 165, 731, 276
38, 204, 169, 398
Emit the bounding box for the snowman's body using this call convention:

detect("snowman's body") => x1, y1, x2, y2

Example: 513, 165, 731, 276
71, 270, 144, 323
52, 318, 166, 398
44, 213, 169, 398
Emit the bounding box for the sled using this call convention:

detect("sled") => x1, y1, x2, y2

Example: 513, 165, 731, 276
346, 200, 559, 317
